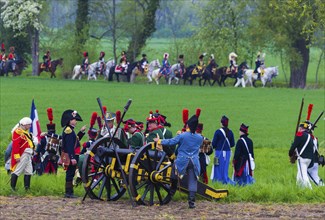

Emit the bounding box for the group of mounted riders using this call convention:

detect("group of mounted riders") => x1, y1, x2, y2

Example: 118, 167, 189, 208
0, 44, 22, 76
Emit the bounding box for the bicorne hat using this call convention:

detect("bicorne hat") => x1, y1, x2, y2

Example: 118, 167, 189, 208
146, 111, 159, 123
142, 54, 147, 57
61, 109, 83, 127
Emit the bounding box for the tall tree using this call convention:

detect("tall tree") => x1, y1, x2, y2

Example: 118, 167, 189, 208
1, 0, 43, 76
253, 0, 325, 88
74, 0, 89, 56
193, 0, 252, 65
125, 0, 160, 61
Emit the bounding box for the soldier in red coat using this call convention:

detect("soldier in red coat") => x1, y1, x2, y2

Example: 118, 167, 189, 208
11, 117, 35, 191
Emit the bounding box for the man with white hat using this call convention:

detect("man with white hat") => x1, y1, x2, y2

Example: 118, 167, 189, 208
10, 117, 34, 191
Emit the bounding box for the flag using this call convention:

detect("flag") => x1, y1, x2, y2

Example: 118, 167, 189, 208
30, 99, 42, 143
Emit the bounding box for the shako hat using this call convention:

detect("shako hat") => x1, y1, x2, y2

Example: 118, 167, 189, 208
146, 111, 159, 123
179, 54, 184, 59
123, 118, 136, 131
61, 109, 83, 127
46, 108, 56, 132
142, 54, 147, 58
83, 51, 88, 57
187, 115, 198, 133
239, 123, 249, 134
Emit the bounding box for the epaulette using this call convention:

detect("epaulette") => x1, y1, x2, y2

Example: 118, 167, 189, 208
64, 126, 72, 134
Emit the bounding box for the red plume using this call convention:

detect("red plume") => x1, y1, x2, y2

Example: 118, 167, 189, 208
182, 108, 189, 124
90, 112, 97, 128
156, 109, 159, 113
116, 110, 121, 124
97, 116, 103, 129
47, 108, 53, 124
195, 108, 201, 118
306, 104, 313, 121
1, 43, 4, 50
102, 106, 107, 119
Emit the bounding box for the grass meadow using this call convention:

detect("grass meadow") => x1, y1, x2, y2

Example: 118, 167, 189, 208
0, 76, 324, 203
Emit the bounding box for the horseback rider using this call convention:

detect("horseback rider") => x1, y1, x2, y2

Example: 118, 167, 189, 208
193, 53, 206, 75
115, 51, 128, 74
228, 52, 238, 74
98, 51, 105, 74
159, 53, 171, 77
42, 50, 51, 71
254, 51, 265, 79
81, 51, 89, 74
140, 53, 148, 74
178, 54, 185, 77
208, 54, 218, 71
5, 46, 16, 75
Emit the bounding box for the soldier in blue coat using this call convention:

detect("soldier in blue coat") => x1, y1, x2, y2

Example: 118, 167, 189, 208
155, 114, 203, 209
61, 109, 86, 198
211, 115, 235, 185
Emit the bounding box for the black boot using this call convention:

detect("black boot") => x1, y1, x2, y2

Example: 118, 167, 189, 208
162, 178, 178, 205
188, 191, 196, 209
64, 181, 78, 198
11, 174, 18, 191
24, 175, 31, 190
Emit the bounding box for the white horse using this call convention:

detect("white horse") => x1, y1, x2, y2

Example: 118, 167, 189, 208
167, 63, 183, 85
72, 62, 98, 80
104, 59, 115, 80
146, 59, 161, 84
245, 66, 279, 87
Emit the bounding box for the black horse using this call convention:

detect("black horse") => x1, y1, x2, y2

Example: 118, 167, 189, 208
38, 58, 63, 78
0, 55, 27, 77
108, 61, 140, 82
218, 61, 248, 86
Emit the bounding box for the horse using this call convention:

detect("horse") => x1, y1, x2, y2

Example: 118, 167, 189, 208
211, 66, 227, 86
166, 63, 184, 85
38, 58, 63, 78
104, 59, 115, 80
219, 61, 249, 86
146, 59, 161, 84
183, 64, 197, 85
0, 56, 27, 77
108, 61, 140, 82
72, 62, 97, 80
245, 66, 279, 87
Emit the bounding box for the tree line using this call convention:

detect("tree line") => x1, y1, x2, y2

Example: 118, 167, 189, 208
0, 0, 324, 88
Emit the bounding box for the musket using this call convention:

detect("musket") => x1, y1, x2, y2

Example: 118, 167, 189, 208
310, 111, 324, 131
295, 97, 304, 137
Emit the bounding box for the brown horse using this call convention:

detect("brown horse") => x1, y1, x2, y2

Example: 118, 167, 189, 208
0, 58, 27, 77
38, 58, 63, 78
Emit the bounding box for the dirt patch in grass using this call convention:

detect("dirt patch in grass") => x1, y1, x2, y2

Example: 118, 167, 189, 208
0, 196, 324, 219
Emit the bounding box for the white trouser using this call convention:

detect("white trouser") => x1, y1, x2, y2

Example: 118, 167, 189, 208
296, 157, 312, 189
308, 163, 324, 186
234, 78, 245, 88
13, 148, 33, 176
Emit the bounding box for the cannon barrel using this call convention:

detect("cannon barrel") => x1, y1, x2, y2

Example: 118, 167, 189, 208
97, 146, 134, 158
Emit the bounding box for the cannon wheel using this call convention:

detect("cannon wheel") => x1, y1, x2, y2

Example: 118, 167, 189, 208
129, 143, 172, 206
82, 136, 127, 201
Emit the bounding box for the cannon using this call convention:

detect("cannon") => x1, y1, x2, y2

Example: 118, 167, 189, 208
81, 136, 228, 205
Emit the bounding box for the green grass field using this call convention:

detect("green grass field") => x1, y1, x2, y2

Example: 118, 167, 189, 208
0, 76, 324, 203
